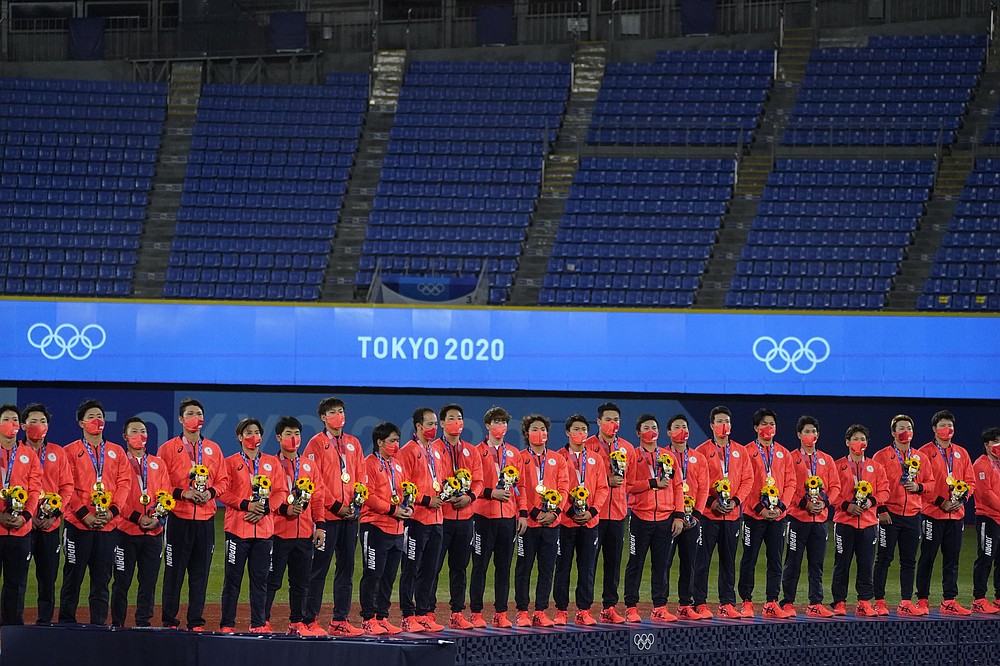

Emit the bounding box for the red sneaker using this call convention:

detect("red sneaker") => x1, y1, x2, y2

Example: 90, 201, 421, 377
378, 618, 403, 635
287, 622, 307, 635
739, 600, 755, 618
493, 612, 513, 628
417, 613, 444, 632
781, 603, 797, 617
807, 604, 834, 618
831, 601, 847, 616
249, 625, 271, 634
855, 600, 876, 617
328, 620, 364, 637
873, 599, 890, 616
301, 621, 327, 636
190, 627, 205, 632
532, 611, 555, 627
553, 610, 568, 626
469, 612, 487, 628
717, 603, 740, 619
972, 598, 999, 614
916, 599, 931, 615
650, 606, 677, 623
762, 601, 791, 619
941, 600, 972, 616
450, 612, 475, 630
514, 611, 532, 627
599, 606, 626, 624
219, 627, 235, 634
897, 600, 919, 616
361, 619, 386, 635
695, 604, 714, 619
574, 610, 597, 626
676, 605, 700, 620
400, 616, 426, 633
625, 606, 642, 623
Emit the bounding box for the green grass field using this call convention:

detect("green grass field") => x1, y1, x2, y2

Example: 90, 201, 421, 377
36, 515, 987, 618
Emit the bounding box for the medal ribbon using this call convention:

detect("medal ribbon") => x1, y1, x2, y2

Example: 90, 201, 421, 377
330, 432, 348, 479
39, 443, 47, 472
240, 451, 260, 480
533, 451, 546, 489
936, 443, 954, 479
281, 454, 300, 490
1, 446, 16, 488
717, 442, 731, 477
493, 441, 508, 478
85, 439, 106, 483
804, 450, 817, 477
186, 437, 203, 466
892, 445, 909, 475
573, 449, 588, 485
424, 442, 438, 483
136, 452, 148, 495
758, 441, 774, 478
645, 446, 659, 479
376, 451, 397, 495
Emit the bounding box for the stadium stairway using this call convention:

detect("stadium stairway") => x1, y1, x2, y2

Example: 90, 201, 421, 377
132, 63, 201, 298
776, 27, 813, 84
508, 42, 607, 306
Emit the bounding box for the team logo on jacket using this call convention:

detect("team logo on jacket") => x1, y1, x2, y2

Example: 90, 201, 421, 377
107, 450, 117, 459
588, 458, 596, 465
303, 463, 312, 473
150, 461, 159, 469
205, 447, 214, 455
548, 459, 556, 466
866, 466, 874, 473
48, 453, 57, 462
435, 451, 441, 459
463, 449, 470, 457
347, 444, 355, 452
775, 451, 784, 458
954, 452, 961, 459
818, 458, 826, 465
732, 450, 740, 458
263, 463, 273, 472
19, 455, 29, 464
690, 455, 697, 463
395, 464, 403, 472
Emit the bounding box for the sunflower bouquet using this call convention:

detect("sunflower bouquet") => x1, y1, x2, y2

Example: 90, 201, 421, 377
440, 475, 463, 501
761, 484, 780, 508
683, 494, 697, 524
951, 479, 970, 502
569, 486, 589, 516
713, 478, 732, 505
91, 489, 112, 518
501, 465, 519, 491
39, 491, 62, 519
541, 488, 562, 513
292, 477, 315, 507
154, 491, 176, 523
854, 480, 873, 506
805, 475, 824, 505
903, 457, 921, 483
455, 468, 472, 492
657, 452, 675, 482
189, 464, 210, 492
251, 474, 271, 503
2, 486, 28, 516
401, 481, 418, 509
351, 482, 368, 509
609, 449, 627, 477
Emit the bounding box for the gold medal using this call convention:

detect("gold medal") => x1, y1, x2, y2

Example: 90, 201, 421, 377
766, 476, 776, 487
93, 481, 105, 493
341, 472, 351, 483
139, 493, 151, 506
536, 484, 546, 494
682, 482, 690, 493
432, 481, 441, 492
946, 475, 956, 486
391, 494, 400, 505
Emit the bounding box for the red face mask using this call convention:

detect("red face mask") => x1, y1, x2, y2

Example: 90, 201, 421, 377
383, 442, 399, 457
712, 423, 731, 439
183, 416, 204, 432
25, 423, 48, 441
242, 434, 262, 450
568, 431, 587, 447
758, 424, 776, 441
280, 435, 301, 452
935, 425, 955, 442
848, 440, 867, 456
600, 420, 620, 438
895, 430, 913, 444
670, 428, 690, 444
85, 417, 105, 436
640, 430, 659, 444
444, 420, 463, 437
0, 421, 19, 439
127, 433, 148, 451
528, 430, 548, 446
800, 433, 818, 447
421, 426, 438, 442
326, 413, 346, 431
489, 423, 508, 440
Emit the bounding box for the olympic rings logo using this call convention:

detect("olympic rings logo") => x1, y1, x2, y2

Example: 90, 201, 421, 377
752, 336, 830, 374
27, 323, 107, 360
632, 632, 655, 651
416, 283, 446, 296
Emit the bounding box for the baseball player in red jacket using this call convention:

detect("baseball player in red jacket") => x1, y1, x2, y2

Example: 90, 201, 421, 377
972, 426, 1000, 614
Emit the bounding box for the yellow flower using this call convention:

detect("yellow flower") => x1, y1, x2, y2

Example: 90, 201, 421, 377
91, 490, 112, 508
805, 475, 823, 490
904, 457, 921, 471
543, 489, 562, 505
43, 492, 62, 511
296, 478, 315, 494
158, 494, 176, 511
402, 481, 418, 496
446, 477, 462, 491
9, 486, 28, 504
353, 482, 369, 500
954, 480, 970, 495
657, 452, 675, 468
571, 486, 589, 502
252, 475, 271, 490
683, 495, 696, 509
609, 450, 628, 464
713, 478, 731, 494
455, 468, 472, 481
855, 480, 873, 495
761, 485, 779, 498
156, 489, 169, 500
501, 465, 519, 483
190, 464, 210, 479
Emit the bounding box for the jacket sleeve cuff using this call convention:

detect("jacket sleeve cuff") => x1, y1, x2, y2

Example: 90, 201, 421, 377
877, 506, 888, 515
916, 483, 924, 494
388, 505, 397, 517
420, 495, 432, 507
587, 507, 598, 520
529, 507, 541, 520
732, 497, 741, 507
934, 496, 944, 507
648, 479, 657, 490
798, 498, 807, 510
869, 497, 878, 507
208, 487, 217, 499
239, 500, 250, 512
128, 510, 142, 524
172, 488, 183, 500
109, 506, 120, 518
263, 503, 271, 515
519, 509, 529, 518
466, 490, 477, 501
20, 509, 33, 521
671, 511, 684, 521
753, 501, 765, 515
279, 503, 290, 516
75, 506, 90, 520
331, 500, 344, 514
840, 501, 850, 511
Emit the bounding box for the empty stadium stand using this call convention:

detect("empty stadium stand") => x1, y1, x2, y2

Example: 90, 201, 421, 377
0, 77, 165, 297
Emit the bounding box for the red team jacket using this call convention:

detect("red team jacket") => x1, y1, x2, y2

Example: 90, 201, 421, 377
63, 439, 132, 532
519, 448, 570, 528
24, 441, 71, 534
273, 453, 326, 540
473, 440, 526, 520
586, 434, 634, 522
745, 441, 797, 521
785, 448, 841, 523
557, 446, 609, 529
0, 445, 42, 537
626, 444, 685, 522
973, 454, 1000, 523
871, 445, 927, 517
831, 456, 889, 529
918, 441, 975, 521
435, 437, 484, 522
115, 451, 171, 538
157, 436, 229, 521
360, 453, 408, 536
397, 439, 448, 526
303, 431, 366, 522
218, 452, 290, 540
695, 439, 753, 522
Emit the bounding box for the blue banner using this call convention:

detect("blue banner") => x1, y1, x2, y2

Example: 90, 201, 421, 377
4, 298, 998, 399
